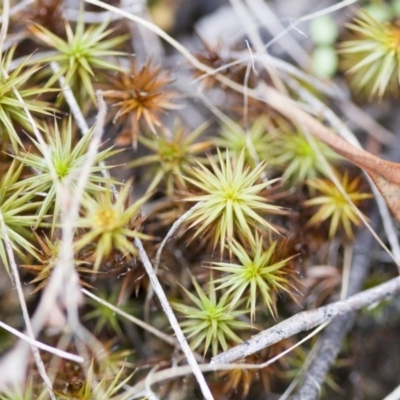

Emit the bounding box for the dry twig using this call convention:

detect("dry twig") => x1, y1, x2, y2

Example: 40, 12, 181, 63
134, 237, 214, 400
144, 204, 200, 323
212, 271, 400, 364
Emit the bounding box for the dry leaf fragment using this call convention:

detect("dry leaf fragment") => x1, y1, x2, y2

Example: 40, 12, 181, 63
258, 84, 400, 223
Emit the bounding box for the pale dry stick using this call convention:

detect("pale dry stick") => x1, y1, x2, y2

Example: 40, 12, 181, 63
81, 288, 176, 346
154, 204, 199, 274
34, 93, 109, 396
242, 41, 254, 127
263, 54, 393, 144
230, 0, 286, 95
340, 245, 353, 300
50, 62, 118, 194
284, 76, 359, 148
0, 321, 83, 363
0, 1, 55, 397
125, 321, 329, 398
65, 3, 143, 22
0, 210, 55, 398
45, 331, 74, 389
0, 96, 109, 390
50, 62, 90, 136
59, 91, 108, 312
9, 51, 58, 71
30, 95, 108, 323
245, 0, 310, 69
2, 32, 28, 52
142, 366, 159, 399
212, 273, 400, 365
144, 204, 200, 323
127, 0, 164, 62
193, 52, 345, 103
289, 298, 351, 399
134, 237, 214, 400
383, 383, 400, 400
261, 0, 358, 53
279, 339, 320, 400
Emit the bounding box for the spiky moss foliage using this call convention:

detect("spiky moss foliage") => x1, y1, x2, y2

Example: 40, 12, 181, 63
42, 336, 135, 398
216, 116, 272, 167
30, 11, 129, 103
103, 60, 181, 147
340, 8, 400, 98
173, 277, 251, 357
56, 359, 133, 400
83, 288, 137, 338
13, 118, 120, 231
0, 376, 34, 400
21, 234, 95, 293
0, 4, 382, 399
211, 236, 297, 322
304, 171, 372, 239
267, 125, 340, 187
184, 149, 282, 255
214, 342, 291, 399
75, 182, 151, 271
283, 344, 345, 395
0, 161, 40, 272
129, 121, 213, 196
0, 48, 54, 152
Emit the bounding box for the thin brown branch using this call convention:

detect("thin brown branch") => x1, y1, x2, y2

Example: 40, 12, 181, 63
0, 210, 54, 398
